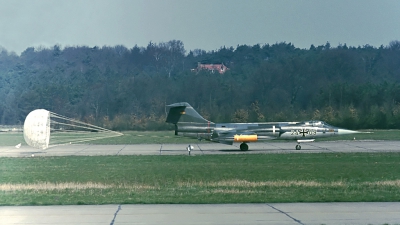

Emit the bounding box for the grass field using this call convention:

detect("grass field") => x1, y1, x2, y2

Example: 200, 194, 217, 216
1, 153, 400, 205
1, 130, 400, 206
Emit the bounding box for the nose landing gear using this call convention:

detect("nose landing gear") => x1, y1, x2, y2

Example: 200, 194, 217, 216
295, 139, 315, 150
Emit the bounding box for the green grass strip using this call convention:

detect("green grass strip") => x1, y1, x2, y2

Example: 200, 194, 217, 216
1, 152, 400, 205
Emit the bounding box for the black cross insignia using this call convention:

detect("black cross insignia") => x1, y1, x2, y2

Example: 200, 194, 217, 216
299, 129, 309, 137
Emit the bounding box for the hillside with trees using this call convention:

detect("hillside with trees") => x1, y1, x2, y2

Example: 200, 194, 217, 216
1, 40, 400, 130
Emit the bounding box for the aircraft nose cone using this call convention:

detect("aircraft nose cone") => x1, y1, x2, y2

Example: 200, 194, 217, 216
338, 129, 359, 135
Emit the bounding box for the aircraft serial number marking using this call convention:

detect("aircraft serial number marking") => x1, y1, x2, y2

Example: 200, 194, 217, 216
291, 129, 317, 137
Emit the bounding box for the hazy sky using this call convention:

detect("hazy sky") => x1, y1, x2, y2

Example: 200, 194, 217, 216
1, 0, 399, 55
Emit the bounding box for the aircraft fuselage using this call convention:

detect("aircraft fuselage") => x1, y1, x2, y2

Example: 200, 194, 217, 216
178, 121, 343, 144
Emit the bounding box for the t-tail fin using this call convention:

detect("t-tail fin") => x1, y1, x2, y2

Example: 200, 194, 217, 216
166, 102, 214, 135
166, 102, 209, 124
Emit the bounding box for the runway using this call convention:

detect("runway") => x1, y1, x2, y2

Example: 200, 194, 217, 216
1, 140, 400, 157
2, 203, 400, 225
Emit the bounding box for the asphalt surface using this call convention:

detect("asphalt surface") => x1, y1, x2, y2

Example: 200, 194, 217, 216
1, 141, 400, 225
1, 140, 400, 157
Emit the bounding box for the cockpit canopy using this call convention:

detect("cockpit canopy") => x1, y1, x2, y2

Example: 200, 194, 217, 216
303, 120, 334, 128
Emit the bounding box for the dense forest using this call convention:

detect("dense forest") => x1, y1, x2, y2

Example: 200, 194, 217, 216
1, 40, 400, 130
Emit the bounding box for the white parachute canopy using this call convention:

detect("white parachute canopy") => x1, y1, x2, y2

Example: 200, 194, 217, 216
23, 109, 123, 149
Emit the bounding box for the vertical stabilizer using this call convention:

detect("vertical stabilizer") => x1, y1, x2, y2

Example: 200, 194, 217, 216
165, 102, 214, 135
166, 102, 210, 124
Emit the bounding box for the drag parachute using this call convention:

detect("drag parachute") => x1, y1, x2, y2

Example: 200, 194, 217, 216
23, 109, 50, 149
23, 109, 123, 150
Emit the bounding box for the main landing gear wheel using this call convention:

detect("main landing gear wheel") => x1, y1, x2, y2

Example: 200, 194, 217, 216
295, 144, 301, 150
240, 143, 249, 151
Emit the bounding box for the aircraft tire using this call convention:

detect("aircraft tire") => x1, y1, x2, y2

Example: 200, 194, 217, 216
240, 143, 249, 151
295, 144, 301, 150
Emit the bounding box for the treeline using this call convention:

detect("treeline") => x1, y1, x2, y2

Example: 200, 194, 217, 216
1, 40, 400, 130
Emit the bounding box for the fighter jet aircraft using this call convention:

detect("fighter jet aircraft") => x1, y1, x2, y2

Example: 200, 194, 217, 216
165, 102, 358, 151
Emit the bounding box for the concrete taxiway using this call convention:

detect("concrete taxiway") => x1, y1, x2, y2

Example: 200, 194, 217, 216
2, 203, 400, 225
1, 140, 400, 157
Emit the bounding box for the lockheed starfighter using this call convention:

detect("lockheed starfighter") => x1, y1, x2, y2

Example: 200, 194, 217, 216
166, 102, 358, 150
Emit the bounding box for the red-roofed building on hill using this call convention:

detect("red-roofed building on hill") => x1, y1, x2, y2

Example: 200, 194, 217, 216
191, 63, 229, 74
